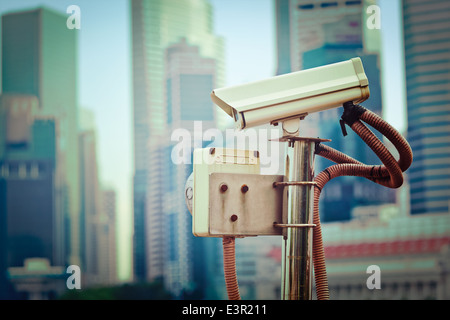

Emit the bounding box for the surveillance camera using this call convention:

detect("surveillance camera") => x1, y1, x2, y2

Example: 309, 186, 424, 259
211, 57, 370, 130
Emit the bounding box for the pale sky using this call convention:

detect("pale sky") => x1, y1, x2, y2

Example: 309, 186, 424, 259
0, 0, 405, 282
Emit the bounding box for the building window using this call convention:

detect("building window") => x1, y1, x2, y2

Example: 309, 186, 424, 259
428, 281, 437, 299
321, 2, 338, 8
9, 162, 18, 176
167, 213, 178, 262
166, 78, 173, 124
30, 163, 39, 179
345, 0, 361, 5
1, 163, 9, 178
417, 281, 424, 298
298, 4, 314, 10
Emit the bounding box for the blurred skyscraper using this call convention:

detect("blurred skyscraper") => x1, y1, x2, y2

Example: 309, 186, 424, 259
289, 0, 365, 71
275, 0, 292, 75
101, 189, 118, 284
130, 0, 224, 283
79, 119, 99, 285
0, 95, 61, 298
162, 39, 220, 298
79, 109, 117, 286
402, 0, 450, 215
275, 0, 393, 222
1, 8, 80, 267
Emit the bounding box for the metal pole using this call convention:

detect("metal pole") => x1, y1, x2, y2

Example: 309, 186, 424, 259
281, 138, 316, 300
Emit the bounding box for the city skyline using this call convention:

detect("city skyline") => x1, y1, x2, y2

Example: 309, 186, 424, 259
0, 0, 407, 283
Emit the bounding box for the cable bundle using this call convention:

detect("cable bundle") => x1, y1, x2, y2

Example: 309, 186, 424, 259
312, 103, 413, 299
220, 102, 413, 300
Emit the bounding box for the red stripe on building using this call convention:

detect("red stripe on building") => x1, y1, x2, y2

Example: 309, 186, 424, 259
266, 237, 450, 263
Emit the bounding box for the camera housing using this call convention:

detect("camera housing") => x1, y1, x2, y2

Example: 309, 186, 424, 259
211, 57, 369, 130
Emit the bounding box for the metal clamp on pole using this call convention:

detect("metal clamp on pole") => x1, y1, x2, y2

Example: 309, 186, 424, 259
274, 223, 316, 228
273, 181, 318, 187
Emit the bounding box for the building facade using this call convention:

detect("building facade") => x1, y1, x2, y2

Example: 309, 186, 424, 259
79, 128, 102, 286
101, 189, 118, 285
266, 205, 450, 299
162, 39, 219, 298
289, 0, 364, 71
402, 0, 450, 215
130, 0, 224, 282
275, 0, 292, 75
0, 94, 63, 298
79, 109, 118, 287
7, 258, 67, 300
1, 7, 80, 266
322, 206, 450, 299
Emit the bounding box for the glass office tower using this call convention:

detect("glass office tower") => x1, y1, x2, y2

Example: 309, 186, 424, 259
1, 7, 80, 267
403, 0, 450, 215
130, 0, 224, 282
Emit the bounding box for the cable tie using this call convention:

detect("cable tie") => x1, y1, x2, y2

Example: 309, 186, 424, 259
324, 168, 331, 180
340, 102, 368, 133
339, 119, 348, 137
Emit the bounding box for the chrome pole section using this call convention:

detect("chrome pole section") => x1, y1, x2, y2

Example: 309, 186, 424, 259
281, 138, 316, 300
